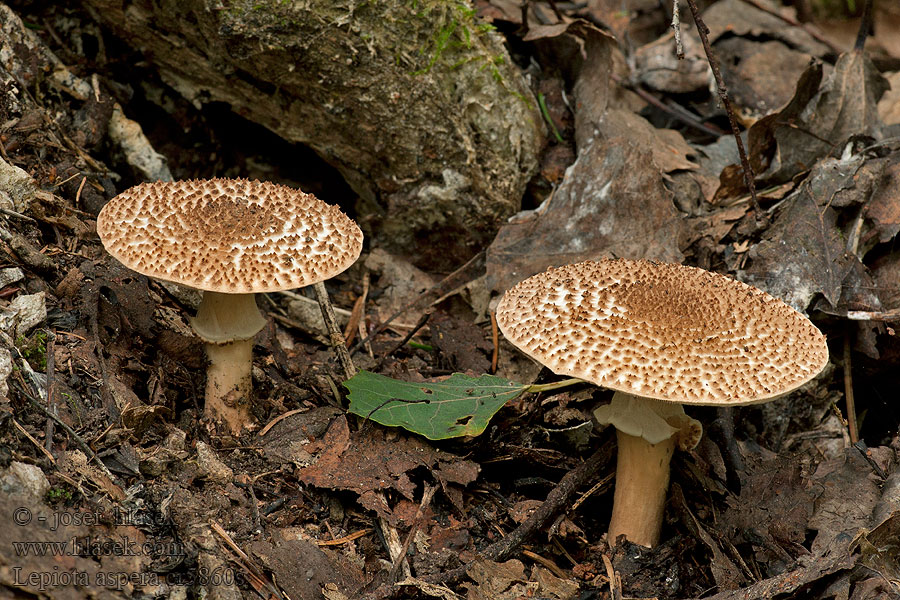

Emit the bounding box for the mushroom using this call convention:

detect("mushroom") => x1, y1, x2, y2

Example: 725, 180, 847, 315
496, 258, 828, 548
97, 178, 363, 434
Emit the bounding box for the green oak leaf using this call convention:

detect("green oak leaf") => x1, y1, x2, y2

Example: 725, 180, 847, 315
344, 371, 529, 440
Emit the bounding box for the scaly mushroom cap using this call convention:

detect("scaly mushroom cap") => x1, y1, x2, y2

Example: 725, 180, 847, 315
496, 258, 829, 406
97, 178, 363, 294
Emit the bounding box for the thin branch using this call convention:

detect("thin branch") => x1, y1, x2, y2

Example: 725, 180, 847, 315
683, 0, 761, 215
854, 0, 874, 52
846, 308, 900, 322
43, 329, 57, 452
672, 0, 684, 59
350, 251, 485, 356
612, 73, 726, 138
483, 436, 615, 562
313, 281, 357, 380
387, 485, 437, 584
359, 436, 615, 600
373, 311, 432, 372
843, 328, 859, 444
17, 380, 116, 481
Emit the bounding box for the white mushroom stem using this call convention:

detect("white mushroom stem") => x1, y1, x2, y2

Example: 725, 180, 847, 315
204, 340, 254, 434
608, 430, 675, 548
190, 291, 267, 434
594, 392, 702, 548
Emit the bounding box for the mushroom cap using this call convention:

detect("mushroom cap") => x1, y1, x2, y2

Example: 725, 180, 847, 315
496, 259, 829, 406
97, 179, 363, 294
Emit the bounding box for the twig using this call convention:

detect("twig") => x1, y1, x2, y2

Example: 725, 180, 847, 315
843, 328, 859, 444
526, 378, 584, 394
375, 494, 411, 581
315, 528, 373, 546
350, 251, 486, 356
357, 273, 374, 357
481, 437, 614, 562
44, 329, 57, 452
854, 0, 874, 52
846, 308, 900, 322
672, 0, 684, 59
12, 416, 56, 463
16, 379, 116, 481
343, 273, 369, 347
521, 549, 568, 579
257, 408, 307, 437
683, 0, 761, 215
373, 311, 432, 372
603, 554, 623, 600
387, 485, 437, 584
86, 290, 118, 421
0, 207, 38, 223
210, 520, 285, 600
545, 0, 563, 22
75, 176, 87, 210
313, 281, 357, 380
570, 472, 614, 512
360, 437, 616, 600
489, 311, 499, 373
612, 74, 726, 138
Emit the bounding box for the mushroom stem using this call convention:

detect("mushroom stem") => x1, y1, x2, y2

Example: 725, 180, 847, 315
191, 291, 267, 344
204, 340, 254, 435
594, 392, 702, 548
190, 291, 267, 434
607, 430, 675, 548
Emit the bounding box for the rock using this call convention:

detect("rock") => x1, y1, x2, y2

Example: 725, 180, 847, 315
195, 441, 233, 484
0, 267, 24, 289
1, 461, 50, 500
0, 156, 37, 213
0, 292, 46, 339
0, 347, 11, 401
82, 0, 545, 269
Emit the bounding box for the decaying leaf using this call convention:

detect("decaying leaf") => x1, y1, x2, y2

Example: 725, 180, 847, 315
865, 152, 900, 247
871, 252, 900, 310
749, 50, 889, 184
485, 134, 684, 294
741, 153, 880, 311
808, 448, 884, 557
715, 38, 816, 122
879, 71, 900, 126
721, 453, 817, 565
296, 415, 479, 523
635, 28, 710, 95
247, 539, 364, 600
465, 558, 529, 600
701, 0, 831, 56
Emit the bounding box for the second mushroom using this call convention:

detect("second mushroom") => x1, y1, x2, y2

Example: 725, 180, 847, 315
496, 258, 829, 548
97, 178, 363, 435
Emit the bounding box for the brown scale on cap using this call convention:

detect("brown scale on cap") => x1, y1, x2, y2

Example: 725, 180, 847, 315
97, 179, 363, 294
496, 258, 829, 405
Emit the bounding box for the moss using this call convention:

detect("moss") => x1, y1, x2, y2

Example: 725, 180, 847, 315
16, 330, 48, 372
410, 1, 500, 77
45, 486, 74, 505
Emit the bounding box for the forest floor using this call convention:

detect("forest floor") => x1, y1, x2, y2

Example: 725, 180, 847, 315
1, 1, 900, 599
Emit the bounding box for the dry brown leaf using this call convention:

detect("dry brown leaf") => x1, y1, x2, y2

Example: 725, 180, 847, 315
297, 416, 479, 524
749, 51, 888, 184
485, 134, 683, 294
